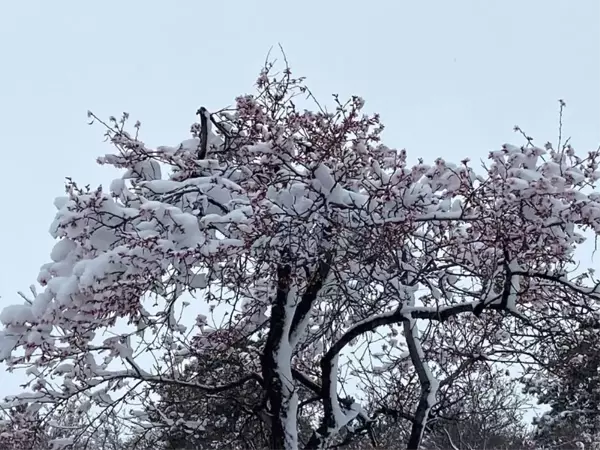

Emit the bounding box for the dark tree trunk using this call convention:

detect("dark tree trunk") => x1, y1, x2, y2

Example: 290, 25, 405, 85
262, 265, 291, 450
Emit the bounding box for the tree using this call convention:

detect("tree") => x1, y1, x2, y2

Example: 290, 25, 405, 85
524, 314, 600, 449
0, 399, 128, 450
134, 329, 317, 449
1, 57, 600, 450
423, 370, 532, 450
0, 404, 46, 450
339, 366, 533, 450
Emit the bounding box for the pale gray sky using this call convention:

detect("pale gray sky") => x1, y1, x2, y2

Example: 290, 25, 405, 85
1, 0, 598, 403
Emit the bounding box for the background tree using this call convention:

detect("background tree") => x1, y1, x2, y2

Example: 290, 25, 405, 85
423, 370, 532, 450
136, 330, 319, 449
0, 405, 47, 450
524, 313, 600, 449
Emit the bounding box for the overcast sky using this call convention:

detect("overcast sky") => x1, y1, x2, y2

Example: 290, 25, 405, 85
1, 0, 598, 405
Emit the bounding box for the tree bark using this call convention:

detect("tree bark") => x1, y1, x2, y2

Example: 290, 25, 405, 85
262, 264, 293, 450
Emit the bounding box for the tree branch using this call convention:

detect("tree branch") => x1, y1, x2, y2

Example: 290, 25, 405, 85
197, 106, 209, 159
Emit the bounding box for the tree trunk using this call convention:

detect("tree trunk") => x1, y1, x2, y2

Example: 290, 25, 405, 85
262, 264, 297, 450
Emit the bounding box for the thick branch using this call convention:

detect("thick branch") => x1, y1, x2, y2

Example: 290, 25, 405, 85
291, 369, 321, 394
123, 356, 263, 393
261, 264, 294, 450
197, 106, 209, 159
140, 372, 262, 393
404, 320, 437, 450
289, 253, 333, 345
514, 270, 600, 299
